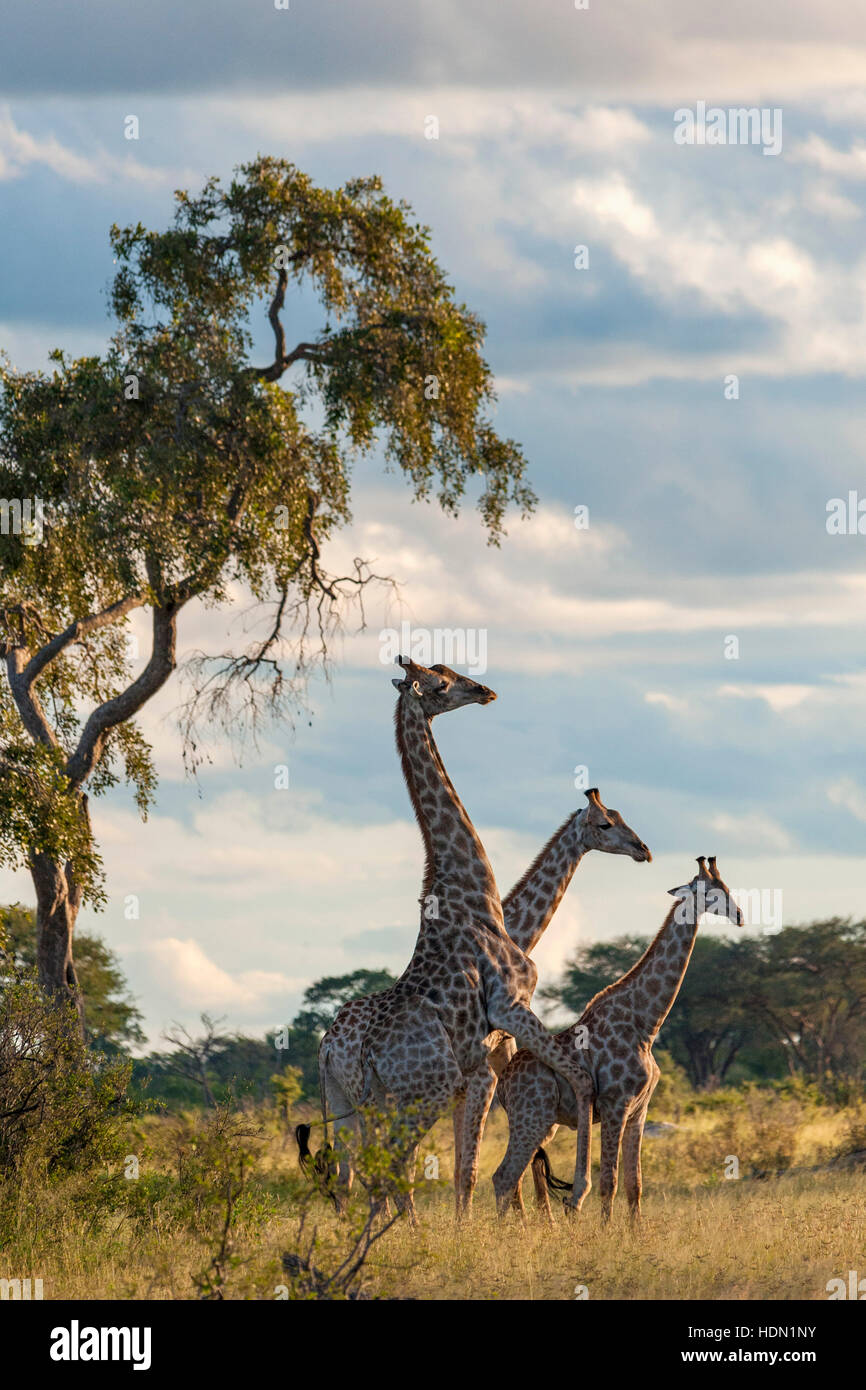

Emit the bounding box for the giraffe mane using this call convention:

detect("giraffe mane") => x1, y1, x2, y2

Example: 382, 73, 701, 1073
393, 697, 436, 905
579, 900, 680, 1016
503, 812, 577, 908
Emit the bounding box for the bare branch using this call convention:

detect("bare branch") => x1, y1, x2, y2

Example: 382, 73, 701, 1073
174, 491, 398, 766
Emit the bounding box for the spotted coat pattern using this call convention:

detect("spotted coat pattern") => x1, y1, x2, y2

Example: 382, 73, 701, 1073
494, 857, 743, 1223
318, 659, 631, 1217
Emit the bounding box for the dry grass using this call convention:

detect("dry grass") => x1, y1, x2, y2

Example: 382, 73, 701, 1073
3, 1096, 866, 1301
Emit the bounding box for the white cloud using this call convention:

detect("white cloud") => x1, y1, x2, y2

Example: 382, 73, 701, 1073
565, 170, 865, 384
216, 91, 653, 154
718, 683, 816, 713
138, 937, 302, 1012
795, 133, 866, 180
0, 106, 195, 188
827, 776, 866, 823
645, 691, 689, 714
709, 812, 793, 853
802, 181, 861, 221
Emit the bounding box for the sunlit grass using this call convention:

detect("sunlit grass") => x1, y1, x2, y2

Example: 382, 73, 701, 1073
3, 1093, 865, 1300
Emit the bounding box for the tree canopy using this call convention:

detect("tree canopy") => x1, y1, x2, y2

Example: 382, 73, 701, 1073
0, 157, 533, 1008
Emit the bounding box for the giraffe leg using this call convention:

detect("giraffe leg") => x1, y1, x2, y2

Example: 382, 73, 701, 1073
511, 1174, 527, 1221
598, 1101, 627, 1223
494, 1056, 560, 1217
395, 1143, 420, 1226
363, 999, 465, 1219
622, 1090, 654, 1224
452, 1091, 466, 1200
568, 1093, 594, 1214
530, 1129, 560, 1224
455, 1061, 498, 1218
493, 1125, 544, 1217
486, 1004, 596, 1222
322, 1067, 356, 1216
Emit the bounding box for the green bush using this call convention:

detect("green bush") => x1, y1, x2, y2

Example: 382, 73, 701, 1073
0, 971, 132, 1202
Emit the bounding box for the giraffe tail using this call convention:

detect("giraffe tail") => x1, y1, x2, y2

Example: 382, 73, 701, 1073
295, 1122, 315, 1173
533, 1147, 573, 1201
293, 1040, 341, 1205
294, 1124, 339, 1209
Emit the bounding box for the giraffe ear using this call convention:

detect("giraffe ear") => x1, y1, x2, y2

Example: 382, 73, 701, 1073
584, 789, 612, 827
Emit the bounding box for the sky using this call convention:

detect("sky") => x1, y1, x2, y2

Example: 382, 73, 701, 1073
2, 1, 866, 1045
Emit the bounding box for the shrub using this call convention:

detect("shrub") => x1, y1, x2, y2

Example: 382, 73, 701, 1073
0, 971, 132, 1201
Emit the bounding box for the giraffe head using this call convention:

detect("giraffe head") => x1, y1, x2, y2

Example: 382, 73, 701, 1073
668, 855, 743, 926
582, 787, 652, 862
391, 656, 497, 715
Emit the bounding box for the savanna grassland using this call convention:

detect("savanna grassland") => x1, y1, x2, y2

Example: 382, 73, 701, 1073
4, 1080, 866, 1301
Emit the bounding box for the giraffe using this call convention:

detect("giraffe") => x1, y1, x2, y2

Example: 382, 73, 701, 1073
493, 856, 743, 1223
306, 656, 609, 1219
299, 659, 498, 1214
452, 787, 650, 1213
312, 675, 650, 1216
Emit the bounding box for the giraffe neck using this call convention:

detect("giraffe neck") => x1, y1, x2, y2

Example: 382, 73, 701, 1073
502, 811, 587, 954
395, 692, 502, 929
593, 896, 700, 1040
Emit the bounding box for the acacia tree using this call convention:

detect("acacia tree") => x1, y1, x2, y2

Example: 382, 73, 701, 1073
0, 157, 533, 1024
747, 920, 866, 1080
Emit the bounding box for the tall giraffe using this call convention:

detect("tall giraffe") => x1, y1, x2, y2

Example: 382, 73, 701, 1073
493, 857, 743, 1222
314, 673, 650, 1216
309, 657, 608, 1217
304, 659, 498, 1213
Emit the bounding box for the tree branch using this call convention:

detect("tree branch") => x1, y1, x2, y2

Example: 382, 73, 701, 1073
65, 602, 180, 789
245, 263, 330, 381
5, 648, 59, 751
22, 593, 147, 687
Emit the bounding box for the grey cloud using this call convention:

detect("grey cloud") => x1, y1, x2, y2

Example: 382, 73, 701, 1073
3, 1, 866, 98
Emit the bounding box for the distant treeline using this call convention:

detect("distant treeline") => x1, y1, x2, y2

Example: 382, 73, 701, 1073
542, 919, 866, 1090
4, 906, 864, 1106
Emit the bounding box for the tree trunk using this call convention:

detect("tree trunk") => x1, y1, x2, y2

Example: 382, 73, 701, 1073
31, 850, 85, 1036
